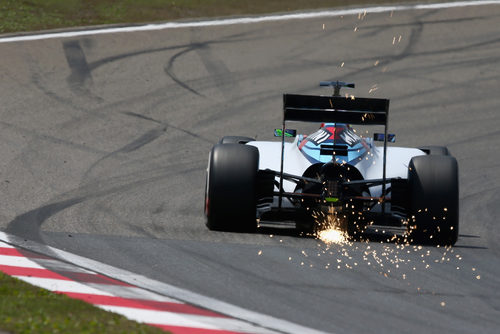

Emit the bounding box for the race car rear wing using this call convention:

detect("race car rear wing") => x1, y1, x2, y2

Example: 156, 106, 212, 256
278, 91, 391, 212
283, 94, 389, 125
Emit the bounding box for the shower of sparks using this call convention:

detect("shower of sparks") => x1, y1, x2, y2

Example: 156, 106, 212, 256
318, 228, 348, 245
309, 224, 475, 283
280, 203, 481, 295
358, 10, 367, 20
392, 35, 403, 45
314, 208, 350, 246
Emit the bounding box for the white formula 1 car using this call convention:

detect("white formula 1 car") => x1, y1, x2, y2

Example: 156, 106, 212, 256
204, 82, 459, 245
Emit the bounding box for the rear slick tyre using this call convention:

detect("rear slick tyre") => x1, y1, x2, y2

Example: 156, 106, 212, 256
205, 144, 258, 232
219, 136, 255, 144
418, 146, 449, 156
408, 155, 459, 246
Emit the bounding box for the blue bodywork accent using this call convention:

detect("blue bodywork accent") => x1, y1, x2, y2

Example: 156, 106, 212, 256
297, 123, 372, 164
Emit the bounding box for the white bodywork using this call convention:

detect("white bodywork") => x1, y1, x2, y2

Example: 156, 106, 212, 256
248, 137, 425, 196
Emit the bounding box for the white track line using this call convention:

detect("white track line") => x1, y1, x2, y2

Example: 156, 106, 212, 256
100, 305, 277, 334
35, 258, 96, 273
0, 1, 499, 43
0, 254, 94, 273
17, 276, 115, 296
85, 284, 180, 303
0, 232, 328, 334
0, 254, 46, 269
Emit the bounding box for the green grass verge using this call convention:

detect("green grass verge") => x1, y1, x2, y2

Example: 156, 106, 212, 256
0, 0, 443, 34
0, 272, 167, 334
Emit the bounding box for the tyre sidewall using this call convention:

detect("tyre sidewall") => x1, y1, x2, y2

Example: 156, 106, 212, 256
408, 155, 459, 245
206, 144, 258, 232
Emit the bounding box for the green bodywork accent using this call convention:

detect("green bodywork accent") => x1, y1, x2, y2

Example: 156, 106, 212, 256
274, 128, 296, 137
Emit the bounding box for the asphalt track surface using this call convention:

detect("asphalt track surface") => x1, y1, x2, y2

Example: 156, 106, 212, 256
1, 3, 500, 333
